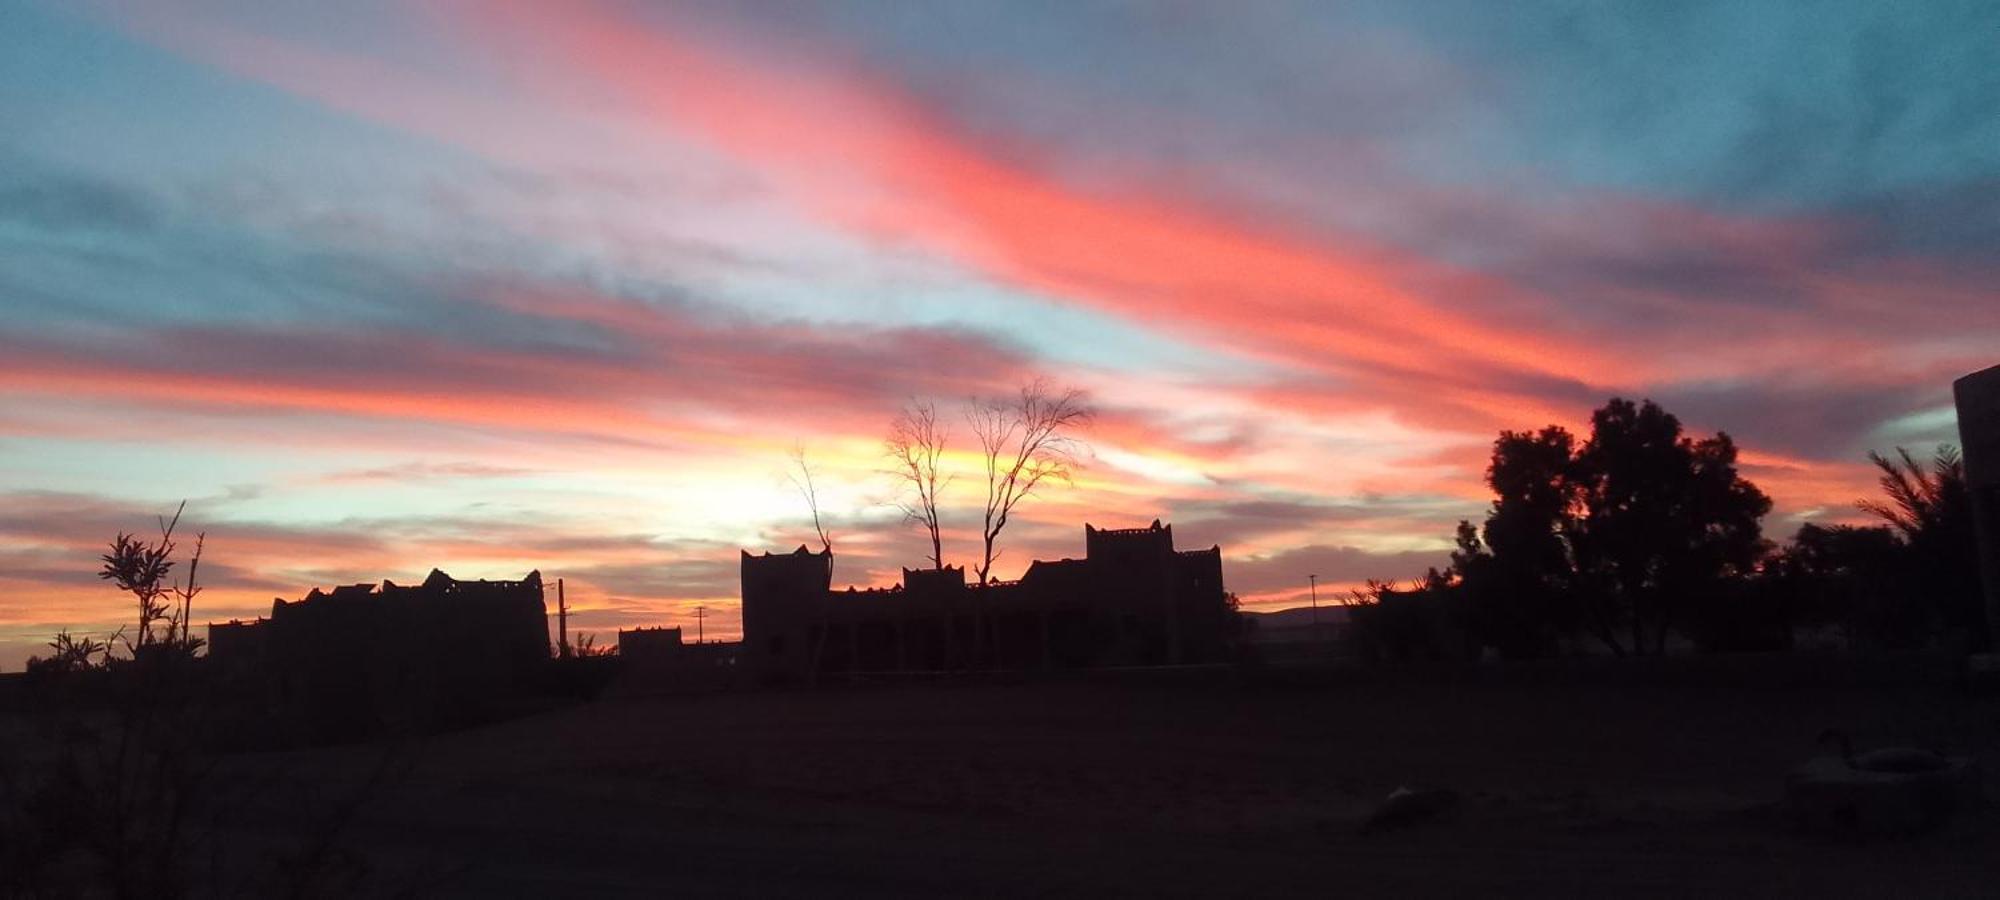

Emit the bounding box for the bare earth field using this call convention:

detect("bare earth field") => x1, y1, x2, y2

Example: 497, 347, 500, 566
196, 654, 2000, 897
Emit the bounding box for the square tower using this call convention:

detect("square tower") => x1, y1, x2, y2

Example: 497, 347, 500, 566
740, 546, 832, 680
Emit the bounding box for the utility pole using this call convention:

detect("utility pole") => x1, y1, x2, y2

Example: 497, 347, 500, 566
557, 577, 569, 659
693, 605, 707, 644
1308, 573, 1319, 630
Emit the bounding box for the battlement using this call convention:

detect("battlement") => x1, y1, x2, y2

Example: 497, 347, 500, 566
1087, 519, 1169, 536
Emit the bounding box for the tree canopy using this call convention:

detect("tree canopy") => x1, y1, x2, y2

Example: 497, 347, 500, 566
1451, 398, 1771, 657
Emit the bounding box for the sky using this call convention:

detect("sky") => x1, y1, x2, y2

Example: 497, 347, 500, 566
2, 0, 1995, 668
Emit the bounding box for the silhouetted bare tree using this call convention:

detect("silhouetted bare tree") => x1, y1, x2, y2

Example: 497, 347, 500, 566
171, 532, 204, 648
787, 446, 838, 683
886, 400, 952, 571
966, 380, 1092, 585
786, 446, 835, 577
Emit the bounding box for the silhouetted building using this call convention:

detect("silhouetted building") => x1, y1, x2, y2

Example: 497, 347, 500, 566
741, 521, 1231, 681
1957, 364, 2000, 647
208, 569, 549, 737
205, 618, 268, 676
616, 625, 739, 690
619, 625, 686, 660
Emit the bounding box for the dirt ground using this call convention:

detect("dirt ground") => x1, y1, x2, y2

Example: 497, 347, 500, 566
199, 654, 2000, 897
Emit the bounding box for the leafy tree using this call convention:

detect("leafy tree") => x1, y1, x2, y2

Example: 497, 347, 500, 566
571, 633, 617, 658
1768, 523, 1918, 648
23, 630, 110, 677
1459, 426, 1583, 658
1453, 398, 1771, 657
97, 500, 206, 655
1858, 445, 1985, 650
1344, 573, 1471, 662
1569, 399, 1770, 655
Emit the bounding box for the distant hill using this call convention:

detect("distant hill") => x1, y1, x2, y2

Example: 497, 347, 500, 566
1241, 606, 1352, 631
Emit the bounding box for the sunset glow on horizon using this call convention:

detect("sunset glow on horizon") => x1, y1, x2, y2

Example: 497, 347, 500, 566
3, 1, 1994, 668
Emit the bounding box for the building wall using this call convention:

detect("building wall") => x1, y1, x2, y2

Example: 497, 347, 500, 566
619, 626, 685, 662
205, 619, 267, 673
1955, 365, 2000, 647
739, 522, 1232, 681
217, 569, 549, 739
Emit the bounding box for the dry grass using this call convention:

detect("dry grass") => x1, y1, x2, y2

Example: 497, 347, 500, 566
165, 654, 2000, 896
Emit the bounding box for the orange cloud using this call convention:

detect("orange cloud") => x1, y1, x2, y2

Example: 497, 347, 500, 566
488, 1, 1641, 398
